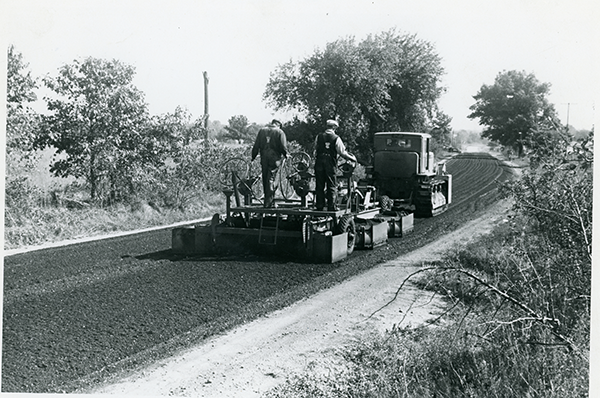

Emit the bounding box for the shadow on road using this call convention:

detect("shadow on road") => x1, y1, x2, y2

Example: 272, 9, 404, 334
129, 250, 294, 264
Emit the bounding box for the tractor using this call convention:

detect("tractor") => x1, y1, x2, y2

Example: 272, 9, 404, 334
365, 132, 452, 217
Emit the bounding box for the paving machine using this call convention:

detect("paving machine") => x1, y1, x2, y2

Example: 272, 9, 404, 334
172, 132, 450, 263
173, 151, 412, 263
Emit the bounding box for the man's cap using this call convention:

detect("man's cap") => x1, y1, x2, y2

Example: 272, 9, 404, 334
271, 119, 282, 127
326, 120, 339, 128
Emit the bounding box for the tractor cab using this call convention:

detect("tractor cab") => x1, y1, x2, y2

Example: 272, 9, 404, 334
372, 132, 436, 179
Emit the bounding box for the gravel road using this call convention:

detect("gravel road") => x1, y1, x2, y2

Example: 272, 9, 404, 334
2, 150, 515, 393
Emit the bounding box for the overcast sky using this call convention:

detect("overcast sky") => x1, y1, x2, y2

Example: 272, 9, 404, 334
2, 0, 599, 131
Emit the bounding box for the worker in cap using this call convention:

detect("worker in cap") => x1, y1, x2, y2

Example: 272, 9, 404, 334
313, 119, 356, 211
252, 119, 288, 207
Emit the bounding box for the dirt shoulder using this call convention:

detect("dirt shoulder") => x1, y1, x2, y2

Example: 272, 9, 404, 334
90, 199, 512, 398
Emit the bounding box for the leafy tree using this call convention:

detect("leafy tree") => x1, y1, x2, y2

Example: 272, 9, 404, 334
264, 29, 446, 159
281, 117, 320, 151
144, 106, 205, 159
7, 45, 37, 105
206, 119, 226, 140
35, 57, 150, 201
468, 70, 563, 156
222, 115, 258, 143
149, 139, 243, 209
429, 111, 454, 152
6, 45, 40, 171
115, 106, 206, 203
6, 45, 42, 219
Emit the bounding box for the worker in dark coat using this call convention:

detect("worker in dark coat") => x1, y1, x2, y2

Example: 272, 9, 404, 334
314, 119, 356, 211
252, 119, 288, 207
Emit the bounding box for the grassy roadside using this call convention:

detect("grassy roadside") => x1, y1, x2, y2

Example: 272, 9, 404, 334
265, 212, 590, 398
3, 194, 225, 251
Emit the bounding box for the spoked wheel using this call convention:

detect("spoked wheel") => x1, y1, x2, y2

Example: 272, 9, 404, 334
218, 157, 249, 189
335, 214, 356, 255
278, 152, 311, 200
277, 157, 295, 200
337, 159, 356, 178
291, 152, 311, 170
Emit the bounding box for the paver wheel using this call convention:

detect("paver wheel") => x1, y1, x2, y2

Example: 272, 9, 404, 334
335, 214, 356, 255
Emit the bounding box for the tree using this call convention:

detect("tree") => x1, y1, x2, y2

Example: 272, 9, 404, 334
468, 70, 563, 157
7, 45, 37, 104
35, 57, 150, 201
222, 115, 257, 143
119, 106, 206, 202
144, 106, 205, 159
206, 119, 226, 140
282, 117, 320, 150
429, 111, 454, 152
5, 45, 43, 216
149, 139, 241, 209
264, 29, 446, 159
6, 45, 39, 169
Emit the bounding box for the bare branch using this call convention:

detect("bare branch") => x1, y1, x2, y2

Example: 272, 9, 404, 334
374, 265, 588, 361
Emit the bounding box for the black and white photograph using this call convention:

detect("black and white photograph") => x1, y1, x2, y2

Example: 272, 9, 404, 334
2, 0, 598, 396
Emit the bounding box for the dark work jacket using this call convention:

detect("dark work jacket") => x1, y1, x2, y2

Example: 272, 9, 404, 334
252, 125, 287, 168
315, 131, 339, 170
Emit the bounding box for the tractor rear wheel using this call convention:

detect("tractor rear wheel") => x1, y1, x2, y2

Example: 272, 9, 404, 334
336, 214, 356, 255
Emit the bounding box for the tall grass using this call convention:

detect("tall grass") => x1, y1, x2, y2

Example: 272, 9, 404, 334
268, 323, 587, 398
266, 214, 590, 398
4, 140, 312, 250
3, 140, 242, 250
4, 191, 225, 250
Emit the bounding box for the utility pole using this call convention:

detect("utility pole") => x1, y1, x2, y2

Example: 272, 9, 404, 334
561, 102, 577, 133
203, 71, 209, 130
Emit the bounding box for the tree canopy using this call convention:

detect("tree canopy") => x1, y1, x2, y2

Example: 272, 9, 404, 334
468, 70, 563, 156
7, 45, 37, 104
264, 29, 447, 158
222, 115, 258, 143
35, 57, 151, 201
6, 45, 39, 161
31, 55, 210, 204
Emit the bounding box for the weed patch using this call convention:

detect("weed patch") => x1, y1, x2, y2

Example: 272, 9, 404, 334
4, 194, 225, 250
266, 205, 590, 397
